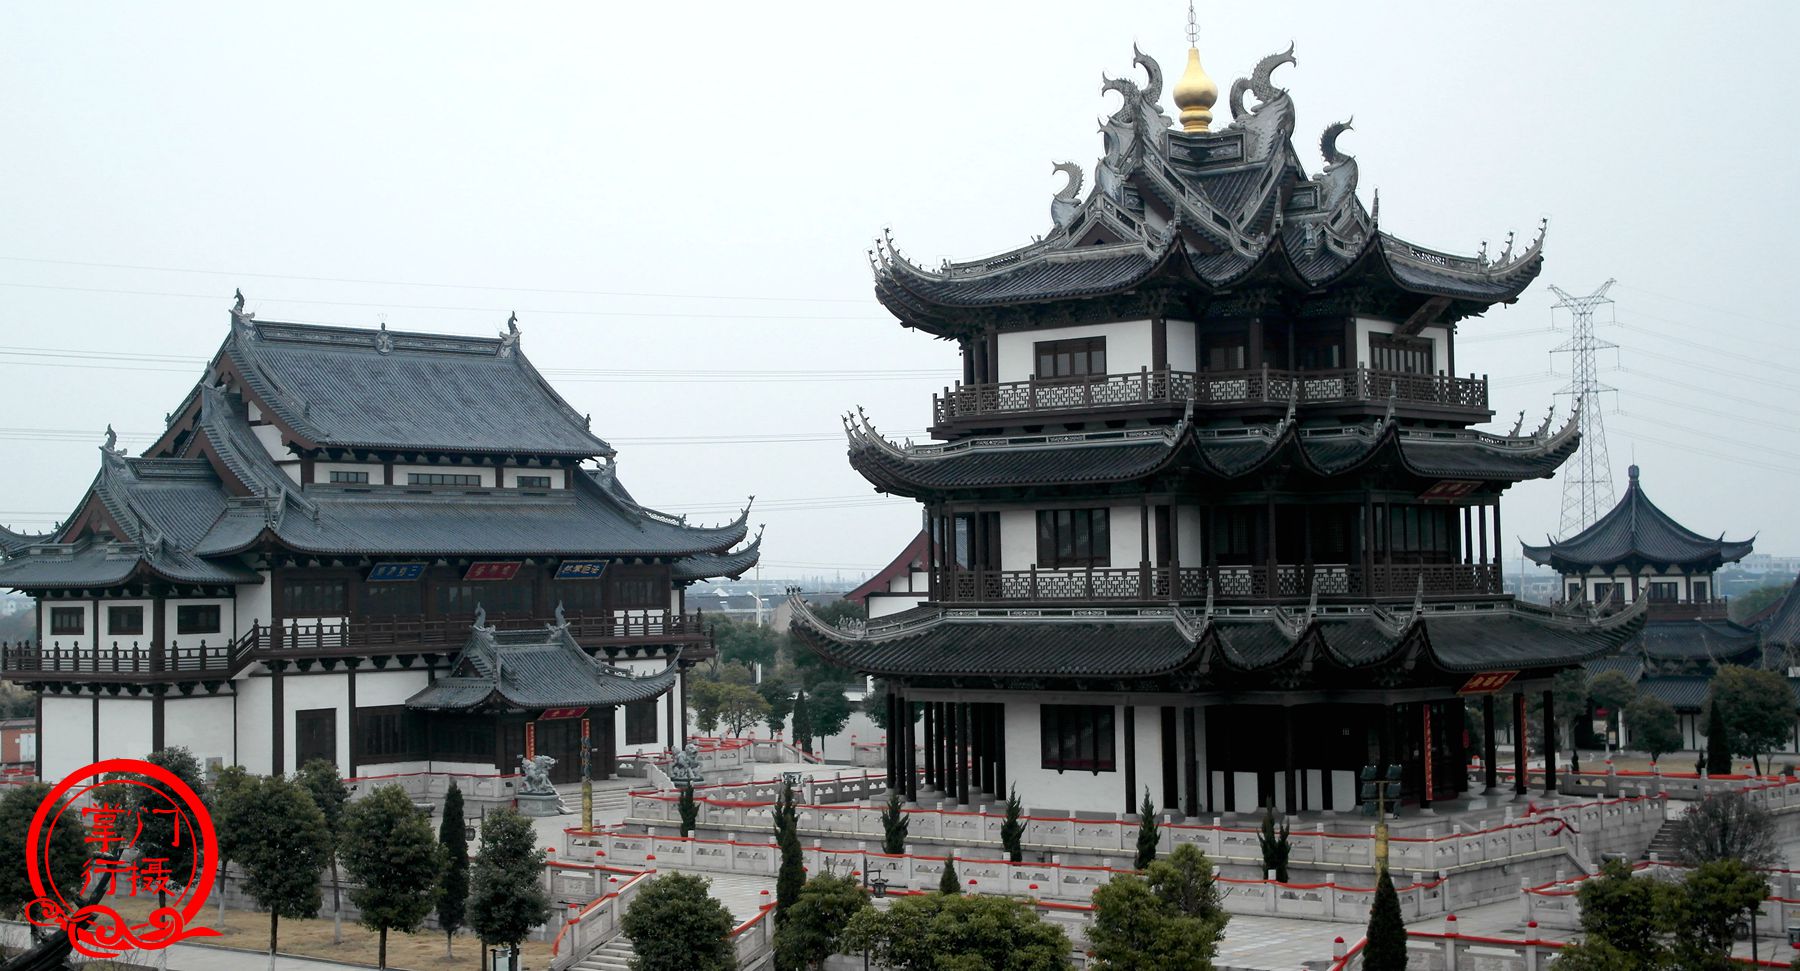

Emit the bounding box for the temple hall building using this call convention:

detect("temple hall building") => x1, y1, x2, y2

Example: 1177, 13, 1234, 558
1525, 465, 1766, 751
791, 36, 1646, 817
0, 306, 760, 783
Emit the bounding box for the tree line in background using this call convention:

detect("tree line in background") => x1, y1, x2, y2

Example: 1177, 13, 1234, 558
688, 604, 922, 754
0, 747, 549, 971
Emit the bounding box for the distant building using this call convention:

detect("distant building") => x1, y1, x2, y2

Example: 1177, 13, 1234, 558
1525, 465, 1765, 750
0, 309, 760, 784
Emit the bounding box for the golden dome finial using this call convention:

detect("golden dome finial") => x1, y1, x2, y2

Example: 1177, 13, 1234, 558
1173, 2, 1218, 133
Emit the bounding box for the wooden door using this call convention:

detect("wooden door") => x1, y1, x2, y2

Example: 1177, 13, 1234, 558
296, 708, 337, 769
535, 719, 582, 784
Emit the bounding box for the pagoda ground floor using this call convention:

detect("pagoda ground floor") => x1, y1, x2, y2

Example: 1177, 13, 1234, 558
28, 656, 686, 784
880, 687, 1561, 818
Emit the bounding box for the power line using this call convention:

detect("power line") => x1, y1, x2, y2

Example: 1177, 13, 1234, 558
0, 254, 873, 305
0, 281, 891, 322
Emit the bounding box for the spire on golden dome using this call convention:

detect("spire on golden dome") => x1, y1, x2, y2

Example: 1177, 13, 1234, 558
1173, 2, 1218, 133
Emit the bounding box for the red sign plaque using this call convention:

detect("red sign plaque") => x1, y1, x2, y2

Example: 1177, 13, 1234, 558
464, 561, 521, 582
1457, 670, 1519, 695
539, 707, 589, 720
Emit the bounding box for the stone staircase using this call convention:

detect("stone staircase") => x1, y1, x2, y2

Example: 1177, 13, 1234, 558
573, 935, 635, 970
1642, 815, 1682, 862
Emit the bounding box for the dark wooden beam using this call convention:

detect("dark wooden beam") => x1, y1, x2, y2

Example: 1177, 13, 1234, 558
1398, 296, 1452, 337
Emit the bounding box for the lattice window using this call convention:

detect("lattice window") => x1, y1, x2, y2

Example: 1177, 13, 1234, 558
1040, 704, 1115, 773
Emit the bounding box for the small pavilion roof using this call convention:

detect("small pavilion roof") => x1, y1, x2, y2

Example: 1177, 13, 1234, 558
1628, 619, 1761, 664
1521, 465, 1755, 572
789, 592, 1645, 684
1637, 675, 1713, 711
405, 619, 677, 711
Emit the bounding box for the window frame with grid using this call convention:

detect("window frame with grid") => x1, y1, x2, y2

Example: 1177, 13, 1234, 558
176, 604, 221, 635
328, 470, 371, 484
49, 607, 84, 636
407, 472, 483, 486
515, 475, 552, 488
107, 605, 144, 636
1033, 336, 1107, 380
1035, 508, 1111, 569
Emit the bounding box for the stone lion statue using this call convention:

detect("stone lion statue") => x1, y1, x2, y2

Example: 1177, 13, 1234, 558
519, 754, 557, 795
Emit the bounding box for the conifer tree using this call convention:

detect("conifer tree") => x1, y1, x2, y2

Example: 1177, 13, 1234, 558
1133, 789, 1159, 870
939, 856, 961, 895
679, 783, 701, 838
468, 809, 550, 971
773, 777, 805, 923
437, 782, 469, 957
1001, 785, 1026, 864
880, 789, 909, 855
1363, 868, 1407, 970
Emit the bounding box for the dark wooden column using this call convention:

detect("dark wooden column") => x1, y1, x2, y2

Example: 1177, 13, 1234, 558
678, 664, 689, 745
1483, 695, 1499, 793
1283, 706, 1298, 814
271, 660, 286, 775
151, 592, 167, 753
1160, 707, 1178, 810
1123, 705, 1137, 815
1542, 689, 1558, 794
956, 702, 971, 806
1418, 703, 1434, 811
923, 702, 937, 789
1182, 707, 1200, 816
903, 692, 920, 802
1513, 691, 1529, 795
992, 703, 1007, 798
982, 704, 998, 794
345, 660, 358, 777
885, 687, 898, 791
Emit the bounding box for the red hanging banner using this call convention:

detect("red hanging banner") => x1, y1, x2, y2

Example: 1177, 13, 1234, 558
1422, 703, 1434, 800
1456, 670, 1519, 696
524, 722, 536, 760
538, 707, 589, 720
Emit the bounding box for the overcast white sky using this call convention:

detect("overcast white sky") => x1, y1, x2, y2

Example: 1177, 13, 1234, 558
1, 2, 1796, 583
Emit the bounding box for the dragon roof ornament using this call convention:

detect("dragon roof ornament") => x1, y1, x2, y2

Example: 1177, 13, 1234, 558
1229, 43, 1296, 120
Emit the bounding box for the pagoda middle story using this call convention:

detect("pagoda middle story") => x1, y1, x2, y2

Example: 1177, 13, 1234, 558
791, 37, 1646, 818
0, 305, 761, 784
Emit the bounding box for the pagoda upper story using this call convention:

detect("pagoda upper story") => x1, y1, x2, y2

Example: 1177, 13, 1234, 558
1524, 465, 1753, 620
874, 44, 1543, 438
845, 40, 1580, 609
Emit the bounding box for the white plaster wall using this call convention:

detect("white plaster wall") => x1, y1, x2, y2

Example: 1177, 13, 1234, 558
395, 464, 495, 487
283, 673, 351, 771
251, 423, 285, 461
1166, 319, 1197, 373
994, 320, 1154, 382
868, 592, 927, 619
164, 598, 235, 652
357, 671, 429, 707
501, 468, 563, 489
1001, 699, 1122, 815
999, 509, 1035, 569
1353, 318, 1450, 374
40, 696, 93, 783
97, 698, 153, 762
163, 696, 236, 769
1110, 506, 1143, 567
1132, 704, 1172, 810
237, 576, 273, 635
1176, 506, 1203, 565
235, 674, 273, 775
314, 461, 379, 484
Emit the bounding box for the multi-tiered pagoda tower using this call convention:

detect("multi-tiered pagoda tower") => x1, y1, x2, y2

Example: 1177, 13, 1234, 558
792, 36, 1645, 817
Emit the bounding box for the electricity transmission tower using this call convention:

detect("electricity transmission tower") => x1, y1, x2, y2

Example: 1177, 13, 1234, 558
1549, 279, 1618, 536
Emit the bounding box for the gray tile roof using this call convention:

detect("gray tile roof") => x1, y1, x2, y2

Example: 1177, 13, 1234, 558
1758, 580, 1800, 648
670, 531, 763, 582
1637, 675, 1712, 711
1628, 620, 1761, 663
226, 318, 610, 457
846, 415, 1579, 498
1522, 465, 1754, 571
791, 595, 1647, 680
406, 622, 677, 710
869, 44, 1545, 337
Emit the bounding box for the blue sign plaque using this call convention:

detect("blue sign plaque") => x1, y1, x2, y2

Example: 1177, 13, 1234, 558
367, 562, 427, 582
555, 559, 608, 580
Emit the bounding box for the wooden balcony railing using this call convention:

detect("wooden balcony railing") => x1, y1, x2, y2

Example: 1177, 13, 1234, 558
251, 610, 710, 656
932, 366, 1488, 424
1, 639, 236, 680
939, 563, 1502, 604
1, 610, 712, 679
